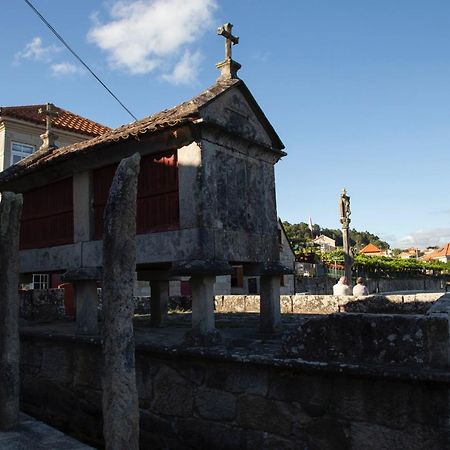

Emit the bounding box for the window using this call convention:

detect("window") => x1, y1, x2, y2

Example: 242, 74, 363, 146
11, 142, 34, 165
231, 265, 244, 288
32, 274, 49, 290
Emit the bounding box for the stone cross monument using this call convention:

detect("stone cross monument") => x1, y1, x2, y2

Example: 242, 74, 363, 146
216, 22, 241, 80
339, 188, 353, 284
38, 103, 59, 151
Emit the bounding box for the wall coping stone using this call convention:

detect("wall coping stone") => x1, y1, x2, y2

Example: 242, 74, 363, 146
19, 326, 450, 384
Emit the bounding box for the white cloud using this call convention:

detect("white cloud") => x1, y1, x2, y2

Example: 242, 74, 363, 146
14, 37, 60, 63
161, 50, 202, 85
395, 228, 450, 249
88, 0, 217, 79
50, 62, 85, 77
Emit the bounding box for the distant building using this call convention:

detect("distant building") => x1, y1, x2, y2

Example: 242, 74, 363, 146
0, 104, 110, 172
398, 248, 418, 259
421, 243, 450, 263
313, 234, 336, 253
359, 243, 386, 256
0, 104, 110, 290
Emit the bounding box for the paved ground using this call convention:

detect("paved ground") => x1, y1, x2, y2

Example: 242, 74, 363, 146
0, 414, 95, 450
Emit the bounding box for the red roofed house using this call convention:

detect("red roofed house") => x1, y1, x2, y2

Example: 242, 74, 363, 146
421, 243, 450, 263
359, 243, 386, 256
0, 104, 110, 170
0, 104, 110, 290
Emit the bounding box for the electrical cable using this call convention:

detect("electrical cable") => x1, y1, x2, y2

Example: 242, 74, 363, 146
23, 0, 138, 122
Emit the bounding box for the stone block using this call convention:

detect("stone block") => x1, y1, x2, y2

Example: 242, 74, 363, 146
245, 295, 260, 313
19, 289, 65, 322
151, 364, 193, 417
282, 313, 449, 368
175, 418, 244, 450
195, 387, 236, 421
280, 295, 293, 313
237, 394, 294, 436
350, 421, 448, 450
292, 295, 339, 314
268, 372, 332, 418
225, 368, 268, 396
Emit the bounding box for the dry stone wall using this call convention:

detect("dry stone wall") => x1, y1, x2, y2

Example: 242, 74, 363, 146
214, 293, 445, 315
19, 333, 450, 450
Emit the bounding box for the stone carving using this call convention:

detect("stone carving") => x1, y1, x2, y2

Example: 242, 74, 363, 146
0, 192, 23, 430
101, 153, 140, 450
38, 102, 59, 151
339, 188, 353, 284
216, 22, 241, 79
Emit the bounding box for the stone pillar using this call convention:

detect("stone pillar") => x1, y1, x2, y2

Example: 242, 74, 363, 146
102, 153, 140, 450
259, 275, 281, 334
74, 280, 98, 335
170, 260, 233, 345
62, 268, 101, 335
191, 276, 216, 334
0, 192, 23, 431
258, 262, 293, 335
150, 280, 169, 327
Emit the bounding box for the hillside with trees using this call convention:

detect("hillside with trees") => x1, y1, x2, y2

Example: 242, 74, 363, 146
282, 221, 390, 252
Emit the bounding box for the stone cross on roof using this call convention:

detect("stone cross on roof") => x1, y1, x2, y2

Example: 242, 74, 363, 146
38, 103, 58, 151
216, 23, 241, 80
217, 23, 239, 60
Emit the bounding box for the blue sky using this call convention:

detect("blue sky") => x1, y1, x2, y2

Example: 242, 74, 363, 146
2, 0, 450, 248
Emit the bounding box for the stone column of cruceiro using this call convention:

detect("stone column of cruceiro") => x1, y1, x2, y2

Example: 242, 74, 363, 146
101, 153, 140, 450
0, 192, 23, 430
339, 188, 353, 285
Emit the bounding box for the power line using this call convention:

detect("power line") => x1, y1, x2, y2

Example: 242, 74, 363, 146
23, 0, 138, 122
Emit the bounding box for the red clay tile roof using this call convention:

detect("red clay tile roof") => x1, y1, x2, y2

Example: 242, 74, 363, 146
0, 78, 285, 186
0, 105, 110, 137
422, 243, 450, 261
360, 243, 383, 254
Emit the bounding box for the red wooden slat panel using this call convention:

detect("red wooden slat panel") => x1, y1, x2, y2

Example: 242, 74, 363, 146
93, 151, 179, 240
20, 177, 74, 250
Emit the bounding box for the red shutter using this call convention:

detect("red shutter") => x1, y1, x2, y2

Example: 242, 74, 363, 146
93, 151, 179, 239
20, 178, 74, 249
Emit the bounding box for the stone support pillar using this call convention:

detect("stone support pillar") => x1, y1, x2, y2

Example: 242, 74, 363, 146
170, 260, 233, 345
259, 275, 281, 334
74, 280, 98, 335
0, 192, 23, 431
62, 268, 101, 336
150, 280, 169, 327
102, 153, 140, 450
258, 262, 293, 335
190, 276, 216, 334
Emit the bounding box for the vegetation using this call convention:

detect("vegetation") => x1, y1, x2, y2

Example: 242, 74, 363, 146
321, 250, 450, 277
282, 221, 449, 277
282, 221, 390, 252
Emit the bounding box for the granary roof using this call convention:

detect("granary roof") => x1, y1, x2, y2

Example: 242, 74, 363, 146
360, 243, 383, 254
0, 78, 284, 186
0, 105, 110, 137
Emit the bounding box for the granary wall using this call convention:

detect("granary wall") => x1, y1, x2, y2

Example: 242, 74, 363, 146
20, 332, 450, 449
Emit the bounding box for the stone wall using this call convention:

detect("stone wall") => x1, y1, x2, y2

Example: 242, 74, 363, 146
19, 332, 450, 449
19, 289, 65, 323
282, 313, 449, 367
297, 276, 446, 295
214, 293, 445, 315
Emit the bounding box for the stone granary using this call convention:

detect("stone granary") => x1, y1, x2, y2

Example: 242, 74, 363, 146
0, 24, 289, 338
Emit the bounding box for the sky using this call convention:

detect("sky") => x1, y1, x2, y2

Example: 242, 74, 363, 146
2, 0, 450, 249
